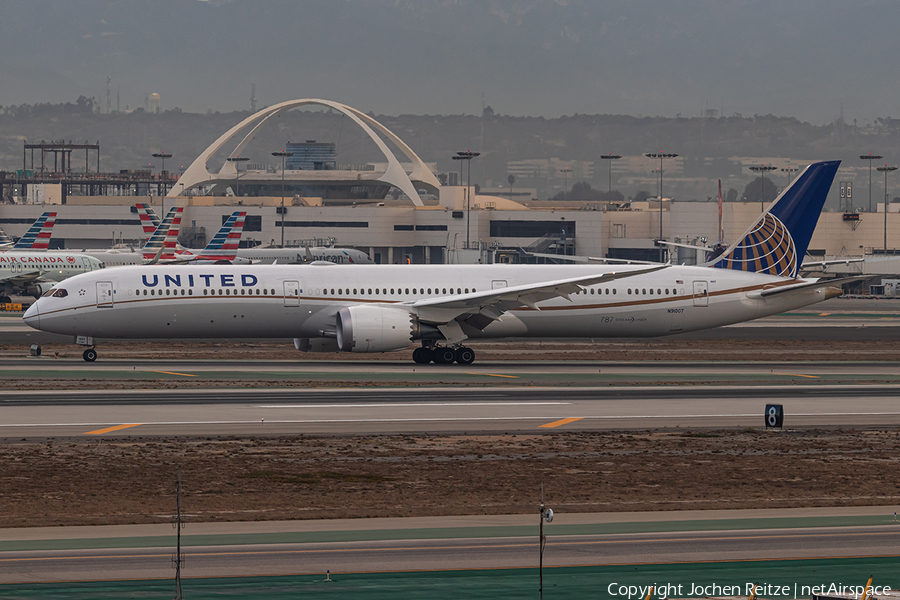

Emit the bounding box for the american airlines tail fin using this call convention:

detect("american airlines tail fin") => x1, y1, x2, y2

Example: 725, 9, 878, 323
142, 206, 183, 262
11, 211, 57, 250
708, 160, 840, 278
176, 211, 246, 263
135, 202, 162, 235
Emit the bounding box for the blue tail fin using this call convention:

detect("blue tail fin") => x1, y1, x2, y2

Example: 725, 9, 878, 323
710, 160, 839, 278
13, 211, 56, 250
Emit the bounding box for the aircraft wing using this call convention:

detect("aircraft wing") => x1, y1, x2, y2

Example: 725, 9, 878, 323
519, 248, 662, 265
657, 240, 711, 252
0, 270, 44, 284
408, 265, 668, 342
800, 257, 865, 268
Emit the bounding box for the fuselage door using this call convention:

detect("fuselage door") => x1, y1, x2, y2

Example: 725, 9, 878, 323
692, 280, 709, 307
284, 280, 300, 307
82, 257, 93, 272
96, 281, 114, 308
492, 280, 508, 290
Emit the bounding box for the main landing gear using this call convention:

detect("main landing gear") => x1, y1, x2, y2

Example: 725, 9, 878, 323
412, 344, 475, 365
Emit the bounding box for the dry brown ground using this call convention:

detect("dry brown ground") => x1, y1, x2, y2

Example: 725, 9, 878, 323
2, 428, 899, 528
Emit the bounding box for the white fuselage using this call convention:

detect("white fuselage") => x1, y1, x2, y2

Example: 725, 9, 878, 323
24, 263, 834, 343
236, 247, 373, 264
1, 252, 104, 298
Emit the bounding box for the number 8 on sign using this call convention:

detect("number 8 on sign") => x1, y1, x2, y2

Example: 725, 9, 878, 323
765, 404, 783, 429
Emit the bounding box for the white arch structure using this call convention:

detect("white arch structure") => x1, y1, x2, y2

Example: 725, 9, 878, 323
168, 98, 441, 206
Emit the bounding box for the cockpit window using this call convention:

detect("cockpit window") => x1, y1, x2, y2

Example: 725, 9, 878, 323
41, 288, 56, 297
51, 288, 68, 298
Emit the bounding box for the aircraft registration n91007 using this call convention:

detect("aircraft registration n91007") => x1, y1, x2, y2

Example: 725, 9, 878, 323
24, 161, 849, 365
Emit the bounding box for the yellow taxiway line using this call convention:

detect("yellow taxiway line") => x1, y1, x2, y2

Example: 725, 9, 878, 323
539, 417, 584, 428
144, 370, 197, 377
84, 424, 142, 435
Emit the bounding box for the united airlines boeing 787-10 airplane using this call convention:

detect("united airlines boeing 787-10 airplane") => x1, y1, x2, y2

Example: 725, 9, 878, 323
25, 161, 849, 364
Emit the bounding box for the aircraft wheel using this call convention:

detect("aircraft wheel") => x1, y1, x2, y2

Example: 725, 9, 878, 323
433, 347, 456, 365
83, 348, 98, 362
412, 347, 432, 364
455, 347, 475, 365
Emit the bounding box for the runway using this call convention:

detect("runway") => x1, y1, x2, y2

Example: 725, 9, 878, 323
2, 384, 900, 437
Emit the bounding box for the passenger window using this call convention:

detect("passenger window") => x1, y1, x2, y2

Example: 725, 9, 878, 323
428, 288, 432, 294
263, 289, 267, 295
405, 288, 409, 294
391, 288, 395, 294
189, 289, 193, 296
613, 289, 617, 295
465, 288, 469, 293
650, 289, 654, 295
442, 288, 447, 294
271, 289, 275, 295
457, 288, 461, 294
383, 289, 387, 295
353, 288, 358, 295
375, 289, 379, 295
657, 289, 661, 295
627, 288, 631, 295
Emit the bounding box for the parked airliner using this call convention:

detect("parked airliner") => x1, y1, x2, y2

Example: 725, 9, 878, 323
140, 205, 374, 264
25, 161, 847, 364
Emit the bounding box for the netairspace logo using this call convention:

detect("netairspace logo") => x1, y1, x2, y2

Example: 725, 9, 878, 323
606, 582, 891, 600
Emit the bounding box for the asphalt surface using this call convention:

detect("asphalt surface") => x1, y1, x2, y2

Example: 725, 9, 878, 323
2, 385, 899, 437
3, 519, 899, 583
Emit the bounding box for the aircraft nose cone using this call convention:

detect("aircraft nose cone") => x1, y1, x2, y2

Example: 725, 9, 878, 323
23, 301, 40, 330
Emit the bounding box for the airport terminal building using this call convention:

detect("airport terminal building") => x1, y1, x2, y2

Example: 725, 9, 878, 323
1, 99, 898, 282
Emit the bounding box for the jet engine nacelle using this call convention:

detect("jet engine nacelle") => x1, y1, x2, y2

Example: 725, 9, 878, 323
335, 305, 413, 353
24, 282, 55, 298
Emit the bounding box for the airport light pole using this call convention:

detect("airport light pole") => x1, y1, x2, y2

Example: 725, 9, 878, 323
452, 151, 480, 249
748, 164, 776, 212
645, 152, 678, 262
559, 166, 572, 202
861, 154, 884, 212
152, 152, 172, 213
226, 156, 249, 200
781, 166, 799, 187
877, 165, 897, 254
272, 151, 293, 248
600, 154, 622, 200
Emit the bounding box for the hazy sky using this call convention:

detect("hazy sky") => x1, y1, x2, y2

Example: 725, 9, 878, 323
3, 0, 900, 124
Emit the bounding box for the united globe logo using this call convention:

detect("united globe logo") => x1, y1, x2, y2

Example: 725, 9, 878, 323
713, 213, 798, 278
